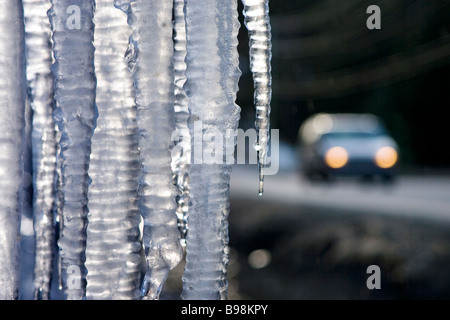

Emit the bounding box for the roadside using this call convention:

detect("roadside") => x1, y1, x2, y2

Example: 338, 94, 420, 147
227, 195, 450, 299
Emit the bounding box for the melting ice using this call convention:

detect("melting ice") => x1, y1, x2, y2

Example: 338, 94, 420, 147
23, 0, 58, 300
0, 0, 272, 300
85, 0, 142, 300
0, 0, 27, 300
242, 0, 273, 195
48, 0, 97, 300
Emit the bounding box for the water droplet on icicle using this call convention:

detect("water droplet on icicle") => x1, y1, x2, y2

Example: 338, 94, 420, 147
242, 0, 273, 195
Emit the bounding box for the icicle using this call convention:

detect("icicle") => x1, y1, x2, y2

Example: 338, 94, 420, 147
181, 0, 241, 300
23, 0, 58, 300
172, 0, 190, 245
55, 138, 64, 291
48, 0, 97, 300
241, 0, 272, 195
115, 0, 183, 300
0, 0, 27, 300
85, 0, 142, 300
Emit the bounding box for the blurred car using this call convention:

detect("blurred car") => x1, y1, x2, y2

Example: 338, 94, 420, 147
297, 113, 399, 181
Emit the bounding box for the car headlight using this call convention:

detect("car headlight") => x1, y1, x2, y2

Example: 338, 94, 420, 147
324, 146, 349, 169
374, 146, 398, 169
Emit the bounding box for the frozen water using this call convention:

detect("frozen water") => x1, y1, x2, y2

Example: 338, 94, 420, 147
242, 0, 272, 195
23, 0, 58, 300
181, 0, 241, 300
0, 0, 27, 300
85, 0, 142, 300
48, 0, 97, 300
172, 0, 190, 245
116, 0, 183, 300
0, 0, 274, 300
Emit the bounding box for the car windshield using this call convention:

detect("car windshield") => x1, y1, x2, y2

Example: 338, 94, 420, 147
322, 131, 384, 140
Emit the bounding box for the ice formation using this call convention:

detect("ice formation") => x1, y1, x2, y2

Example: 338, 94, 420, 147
181, 0, 241, 300
115, 0, 184, 300
0, 0, 27, 300
23, 0, 58, 300
242, 0, 272, 195
84, 0, 142, 300
172, 0, 190, 246
0, 0, 272, 300
48, 0, 97, 300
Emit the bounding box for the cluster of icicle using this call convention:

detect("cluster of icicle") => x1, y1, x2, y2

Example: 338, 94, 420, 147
0, 0, 272, 300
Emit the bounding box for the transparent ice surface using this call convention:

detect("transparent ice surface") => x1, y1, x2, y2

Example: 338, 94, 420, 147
23, 0, 58, 300
85, 0, 142, 300
242, 0, 272, 195
181, 0, 241, 300
115, 0, 183, 300
48, 0, 97, 300
0, 0, 269, 301
0, 0, 27, 300
172, 0, 190, 245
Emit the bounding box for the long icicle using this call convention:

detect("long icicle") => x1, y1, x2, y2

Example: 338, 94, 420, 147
85, 0, 142, 300
115, 0, 183, 300
23, 0, 58, 300
48, 0, 97, 300
0, 0, 27, 300
241, 0, 272, 195
181, 0, 241, 300
172, 0, 190, 245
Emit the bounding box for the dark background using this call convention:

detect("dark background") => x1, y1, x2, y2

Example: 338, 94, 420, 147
217, 0, 450, 300
236, 0, 450, 169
